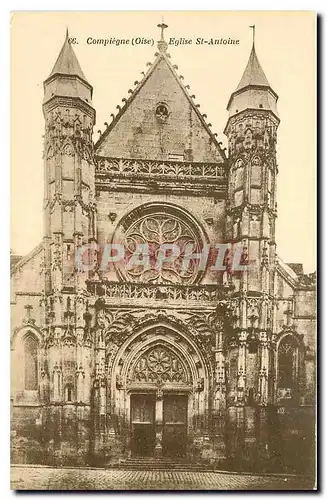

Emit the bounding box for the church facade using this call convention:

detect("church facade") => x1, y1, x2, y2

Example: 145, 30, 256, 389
11, 26, 316, 473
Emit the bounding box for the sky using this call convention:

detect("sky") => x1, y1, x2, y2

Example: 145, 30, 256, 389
11, 11, 316, 273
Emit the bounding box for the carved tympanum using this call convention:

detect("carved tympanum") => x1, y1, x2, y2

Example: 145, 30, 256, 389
132, 346, 187, 384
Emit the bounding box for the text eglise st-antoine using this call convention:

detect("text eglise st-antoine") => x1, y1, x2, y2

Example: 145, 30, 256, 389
85, 36, 240, 47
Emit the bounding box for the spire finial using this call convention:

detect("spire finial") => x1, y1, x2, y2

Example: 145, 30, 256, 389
158, 19, 168, 41
249, 25, 255, 47
157, 19, 168, 52
65, 26, 69, 40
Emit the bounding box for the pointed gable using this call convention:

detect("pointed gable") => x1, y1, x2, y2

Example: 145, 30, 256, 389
95, 53, 225, 163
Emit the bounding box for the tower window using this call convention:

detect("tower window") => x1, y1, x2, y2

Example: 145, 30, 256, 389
66, 244, 71, 260
65, 384, 74, 402
259, 104, 263, 108
24, 335, 38, 390
277, 336, 298, 389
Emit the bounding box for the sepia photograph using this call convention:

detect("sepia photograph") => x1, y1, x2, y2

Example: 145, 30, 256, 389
10, 11, 316, 490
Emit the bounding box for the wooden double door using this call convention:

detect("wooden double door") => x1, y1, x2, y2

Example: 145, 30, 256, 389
131, 393, 188, 458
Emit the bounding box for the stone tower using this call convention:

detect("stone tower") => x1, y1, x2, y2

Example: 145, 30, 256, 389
223, 41, 280, 466
42, 31, 96, 463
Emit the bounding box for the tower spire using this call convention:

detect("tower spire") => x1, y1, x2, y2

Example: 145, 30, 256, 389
157, 20, 168, 53
225, 28, 279, 129
44, 29, 93, 104
46, 29, 88, 83
249, 24, 255, 47
235, 44, 270, 92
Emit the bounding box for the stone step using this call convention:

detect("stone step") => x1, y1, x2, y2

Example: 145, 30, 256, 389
114, 458, 208, 471
117, 464, 207, 471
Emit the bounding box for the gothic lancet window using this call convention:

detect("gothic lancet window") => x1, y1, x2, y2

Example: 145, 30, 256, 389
24, 335, 38, 390
277, 335, 298, 390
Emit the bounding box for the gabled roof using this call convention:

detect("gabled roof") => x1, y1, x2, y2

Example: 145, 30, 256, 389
10, 253, 23, 272
10, 243, 43, 277
47, 29, 88, 83
95, 41, 226, 161
235, 45, 270, 92
276, 256, 299, 288
276, 256, 316, 291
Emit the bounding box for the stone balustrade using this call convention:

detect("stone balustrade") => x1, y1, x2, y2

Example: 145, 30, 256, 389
87, 280, 221, 305
96, 157, 227, 181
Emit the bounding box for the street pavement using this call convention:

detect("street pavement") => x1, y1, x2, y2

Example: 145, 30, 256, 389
11, 465, 315, 491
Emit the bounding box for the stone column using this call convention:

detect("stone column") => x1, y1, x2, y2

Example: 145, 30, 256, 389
213, 327, 227, 461
257, 406, 270, 467
154, 386, 163, 458
237, 333, 247, 401
258, 332, 269, 405
92, 303, 107, 460
244, 405, 257, 470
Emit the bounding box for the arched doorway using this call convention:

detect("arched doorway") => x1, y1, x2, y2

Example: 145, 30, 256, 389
128, 344, 190, 458
110, 325, 209, 459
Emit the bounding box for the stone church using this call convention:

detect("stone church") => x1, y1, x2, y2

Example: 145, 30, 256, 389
11, 25, 316, 473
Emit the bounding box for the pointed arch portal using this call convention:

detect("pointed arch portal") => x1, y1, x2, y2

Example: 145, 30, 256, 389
109, 324, 209, 458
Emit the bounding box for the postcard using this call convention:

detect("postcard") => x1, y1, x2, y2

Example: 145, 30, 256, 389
10, 11, 316, 491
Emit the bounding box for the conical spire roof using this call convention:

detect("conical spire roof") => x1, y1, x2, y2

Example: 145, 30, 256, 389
225, 40, 279, 126
235, 44, 270, 92
48, 29, 88, 82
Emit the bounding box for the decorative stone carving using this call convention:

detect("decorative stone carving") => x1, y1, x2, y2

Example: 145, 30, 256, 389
226, 111, 278, 159
108, 212, 117, 223
184, 313, 214, 339
96, 157, 226, 180
116, 374, 123, 389
51, 240, 62, 272
87, 281, 221, 303
132, 346, 187, 384
44, 107, 95, 164
83, 304, 93, 346
196, 377, 204, 392
103, 309, 214, 384
22, 305, 36, 326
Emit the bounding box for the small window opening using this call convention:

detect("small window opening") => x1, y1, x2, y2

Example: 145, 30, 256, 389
65, 384, 74, 402
155, 103, 169, 120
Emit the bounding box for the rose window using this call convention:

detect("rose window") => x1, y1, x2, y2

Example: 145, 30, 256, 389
121, 211, 204, 284
155, 103, 169, 121
148, 349, 171, 373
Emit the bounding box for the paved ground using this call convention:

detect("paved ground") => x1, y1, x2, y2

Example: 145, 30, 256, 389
11, 466, 315, 491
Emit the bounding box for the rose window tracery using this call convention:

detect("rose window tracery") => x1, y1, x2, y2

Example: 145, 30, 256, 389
155, 103, 169, 121
132, 347, 187, 384
121, 211, 204, 284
